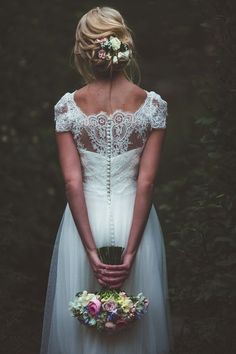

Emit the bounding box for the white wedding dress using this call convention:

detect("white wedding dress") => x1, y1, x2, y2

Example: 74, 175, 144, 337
40, 89, 174, 354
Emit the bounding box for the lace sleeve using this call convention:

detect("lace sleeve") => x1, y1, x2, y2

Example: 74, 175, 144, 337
150, 92, 168, 129
54, 93, 73, 132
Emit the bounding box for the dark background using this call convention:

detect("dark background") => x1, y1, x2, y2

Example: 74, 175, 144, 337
1, 0, 235, 353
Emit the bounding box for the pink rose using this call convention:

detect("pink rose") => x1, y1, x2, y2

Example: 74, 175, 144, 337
98, 49, 106, 60
87, 298, 101, 316
102, 300, 117, 312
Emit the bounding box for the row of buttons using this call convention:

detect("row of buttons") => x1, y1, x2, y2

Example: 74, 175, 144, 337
106, 117, 115, 246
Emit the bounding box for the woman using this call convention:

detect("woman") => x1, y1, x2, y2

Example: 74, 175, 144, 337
40, 6, 174, 354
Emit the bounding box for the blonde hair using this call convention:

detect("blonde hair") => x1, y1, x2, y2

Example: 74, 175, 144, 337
73, 6, 140, 84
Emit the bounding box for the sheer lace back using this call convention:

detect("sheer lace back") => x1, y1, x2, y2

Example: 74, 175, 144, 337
54, 90, 167, 157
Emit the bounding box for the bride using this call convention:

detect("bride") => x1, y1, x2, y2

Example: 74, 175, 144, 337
40, 6, 174, 354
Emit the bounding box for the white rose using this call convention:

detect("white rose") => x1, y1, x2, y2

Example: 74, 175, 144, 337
110, 36, 121, 51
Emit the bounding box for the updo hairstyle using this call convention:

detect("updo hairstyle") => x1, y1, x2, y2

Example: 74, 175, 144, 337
73, 6, 140, 83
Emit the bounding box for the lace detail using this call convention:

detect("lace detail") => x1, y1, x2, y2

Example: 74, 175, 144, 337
54, 93, 74, 132
54, 90, 167, 156
150, 93, 168, 129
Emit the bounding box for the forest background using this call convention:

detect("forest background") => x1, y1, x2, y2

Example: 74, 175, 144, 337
1, 0, 235, 353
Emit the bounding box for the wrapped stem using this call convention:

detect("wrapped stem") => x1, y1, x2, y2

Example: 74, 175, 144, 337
97, 246, 125, 265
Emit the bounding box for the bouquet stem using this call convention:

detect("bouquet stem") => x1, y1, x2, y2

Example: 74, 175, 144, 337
97, 246, 125, 291
97, 246, 125, 265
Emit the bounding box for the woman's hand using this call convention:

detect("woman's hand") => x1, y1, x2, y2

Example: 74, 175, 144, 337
87, 249, 110, 287
98, 250, 137, 290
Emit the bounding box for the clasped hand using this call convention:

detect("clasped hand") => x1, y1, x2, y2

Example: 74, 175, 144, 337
88, 249, 135, 289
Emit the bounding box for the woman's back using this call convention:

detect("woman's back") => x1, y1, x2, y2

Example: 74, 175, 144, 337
73, 77, 148, 117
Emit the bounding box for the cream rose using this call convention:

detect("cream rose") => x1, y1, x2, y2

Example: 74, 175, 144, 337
110, 36, 121, 51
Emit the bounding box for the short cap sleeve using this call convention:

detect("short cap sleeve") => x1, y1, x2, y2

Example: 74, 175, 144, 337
54, 92, 72, 132
150, 91, 168, 129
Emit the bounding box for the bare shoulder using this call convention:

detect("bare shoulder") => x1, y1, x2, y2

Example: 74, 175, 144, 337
73, 85, 89, 106
128, 83, 148, 105
130, 83, 147, 96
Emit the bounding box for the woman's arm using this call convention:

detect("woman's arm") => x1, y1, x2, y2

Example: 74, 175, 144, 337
55, 131, 110, 286
102, 128, 166, 289
55, 132, 96, 253
124, 128, 166, 256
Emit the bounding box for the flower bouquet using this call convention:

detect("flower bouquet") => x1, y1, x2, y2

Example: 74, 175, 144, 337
68, 246, 149, 334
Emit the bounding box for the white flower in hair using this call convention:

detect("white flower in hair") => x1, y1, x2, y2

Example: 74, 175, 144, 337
106, 53, 112, 60
117, 50, 130, 60
96, 35, 131, 64
109, 36, 121, 51
112, 55, 118, 64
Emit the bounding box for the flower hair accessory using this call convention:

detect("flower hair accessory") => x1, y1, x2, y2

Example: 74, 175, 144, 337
95, 36, 132, 64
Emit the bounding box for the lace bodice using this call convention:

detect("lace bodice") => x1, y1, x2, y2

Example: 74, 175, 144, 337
54, 90, 167, 157
54, 89, 168, 246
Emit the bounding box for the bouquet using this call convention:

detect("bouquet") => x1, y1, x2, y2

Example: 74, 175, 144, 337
68, 246, 149, 334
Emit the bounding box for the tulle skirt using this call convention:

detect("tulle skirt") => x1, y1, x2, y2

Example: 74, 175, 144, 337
40, 188, 174, 354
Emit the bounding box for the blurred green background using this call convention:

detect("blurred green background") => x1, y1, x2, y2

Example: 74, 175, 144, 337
1, 0, 235, 353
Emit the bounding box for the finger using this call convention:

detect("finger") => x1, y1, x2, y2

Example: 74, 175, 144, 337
104, 264, 129, 271
97, 263, 110, 272
97, 267, 128, 275
102, 270, 129, 277
97, 263, 123, 270
97, 268, 110, 276
100, 275, 127, 285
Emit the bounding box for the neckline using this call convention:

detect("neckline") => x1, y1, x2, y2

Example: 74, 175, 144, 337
70, 90, 152, 119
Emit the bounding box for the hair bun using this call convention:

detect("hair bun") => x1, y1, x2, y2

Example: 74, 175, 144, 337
73, 7, 139, 82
